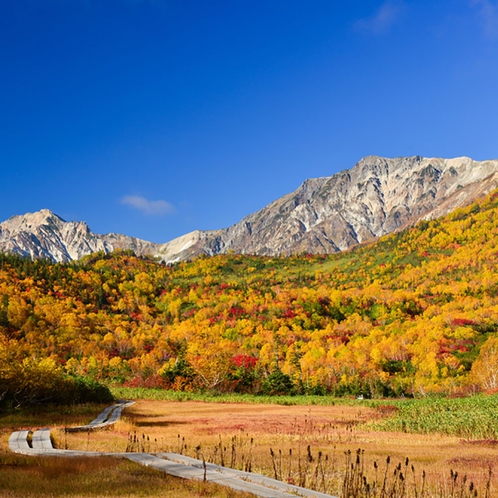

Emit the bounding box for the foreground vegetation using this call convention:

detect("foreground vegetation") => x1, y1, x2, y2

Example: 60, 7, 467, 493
2, 395, 497, 497
0, 454, 254, 498
57, 399, 497, 497
0, 402, 253, 498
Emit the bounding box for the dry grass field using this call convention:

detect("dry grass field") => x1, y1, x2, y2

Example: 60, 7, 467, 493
55, 400, 497, 497
0, 403, 254, 498
0, 453, 256, 498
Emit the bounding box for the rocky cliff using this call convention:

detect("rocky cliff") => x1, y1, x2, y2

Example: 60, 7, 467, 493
156, 155, 498, 261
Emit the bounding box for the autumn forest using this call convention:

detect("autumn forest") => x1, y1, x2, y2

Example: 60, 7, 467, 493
3, 190, 498, 407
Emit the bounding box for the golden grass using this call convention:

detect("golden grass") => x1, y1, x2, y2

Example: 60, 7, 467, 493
57, 399, 496, 497
2, 400, 497, 496
0, 453, 255, 497
0, 403, 254, 498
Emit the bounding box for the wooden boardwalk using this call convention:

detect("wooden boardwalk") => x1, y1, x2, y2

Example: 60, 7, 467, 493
64, 400, 135, 432
8, 401, 337, 498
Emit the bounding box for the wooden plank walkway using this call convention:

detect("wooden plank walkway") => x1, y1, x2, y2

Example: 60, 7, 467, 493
65, 400, 135, 432
106, 401, 134, 425
156, 453, 336, 498
127, 453, 307, 498
31, 429, 53, 450
8, 401, 338, 498
8, 430, 31, 452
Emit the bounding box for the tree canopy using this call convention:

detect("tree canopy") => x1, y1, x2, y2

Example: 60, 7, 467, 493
4, 191, 498, 400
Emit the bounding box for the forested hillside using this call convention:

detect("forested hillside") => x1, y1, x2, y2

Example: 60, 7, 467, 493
3, 190, 498, 402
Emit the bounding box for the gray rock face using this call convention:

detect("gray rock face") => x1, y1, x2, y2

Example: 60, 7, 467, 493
156, 155, 498, 261
0, 209, 158, 263
2, 156, 498, 263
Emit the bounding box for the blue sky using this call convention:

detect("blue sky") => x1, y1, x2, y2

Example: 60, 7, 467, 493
1, 1, 498, 243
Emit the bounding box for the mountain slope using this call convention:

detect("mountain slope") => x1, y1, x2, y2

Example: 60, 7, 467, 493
5, 188, 498, 397
156, 155, 498, 261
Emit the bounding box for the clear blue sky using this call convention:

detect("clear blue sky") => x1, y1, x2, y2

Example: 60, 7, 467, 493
1, 1, 498, 243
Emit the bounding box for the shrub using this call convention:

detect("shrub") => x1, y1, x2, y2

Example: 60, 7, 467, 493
70, 375, 114, 404
260, 369, 295, 396
0, 351, 113, 408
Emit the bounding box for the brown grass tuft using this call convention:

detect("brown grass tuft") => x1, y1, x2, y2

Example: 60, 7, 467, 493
375, 404, 399, 417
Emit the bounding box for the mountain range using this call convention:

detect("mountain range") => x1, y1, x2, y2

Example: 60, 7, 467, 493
2, 155, 498, 263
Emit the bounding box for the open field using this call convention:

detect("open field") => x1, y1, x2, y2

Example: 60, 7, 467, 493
111, 389, 498, 438
2, 396, 497, 497
58, 398, 497, 496
0, 403, 254, 498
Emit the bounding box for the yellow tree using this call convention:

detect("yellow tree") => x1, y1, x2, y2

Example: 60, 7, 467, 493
185, 324, 235, 389
471, 336, 498, 390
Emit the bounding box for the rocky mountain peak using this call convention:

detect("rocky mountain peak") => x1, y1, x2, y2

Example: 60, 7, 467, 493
155, 155, 498, 261
0, 210, 156, 263
1, 155, 497, 263
3, 208, 64, 232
